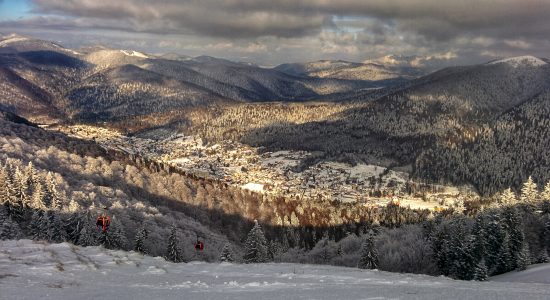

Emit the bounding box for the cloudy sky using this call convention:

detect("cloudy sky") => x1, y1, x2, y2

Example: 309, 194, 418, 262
0, 0, 549, 66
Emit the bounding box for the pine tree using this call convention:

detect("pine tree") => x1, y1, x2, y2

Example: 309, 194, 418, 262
516, 242, 530, 271
165, 225, 184, 263
13, 166, 30, 210
65, 212, 84, 244
77, 212, 99, 247
41, 172, 60, 209
336, 244, 343, 257
24, 162, 38, 186
66, 199, 80, 213
5, 167, 25, 221
538, 248, 549, 263
473, 259, 488, 281
495, 234, 512, 275
483, 211, 506, 274
243, 220, 269, 263
30, 180, 46, 210
45, 211, 66, 243
358, 232, 378, 269
499, 188, 517, 206
471, 214, 488, 261
541, 181, 550, 201
0, 166, 10, 205
45, 173, 61, 210
501, 207, 524, 269
520, 176, 539, 204
28, 210, 47, 240
220, 243, 234, 262
0, 214, 22, 240
134, 226, 149, 254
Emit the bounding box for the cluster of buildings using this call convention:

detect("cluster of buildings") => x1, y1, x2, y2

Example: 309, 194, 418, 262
55, 125, 471, 210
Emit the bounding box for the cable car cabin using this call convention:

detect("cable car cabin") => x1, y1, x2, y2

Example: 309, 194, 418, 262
194, 241, 204, 251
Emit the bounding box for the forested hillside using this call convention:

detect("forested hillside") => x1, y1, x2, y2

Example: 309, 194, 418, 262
0, 34, 390, 124
2, 110, 550, 280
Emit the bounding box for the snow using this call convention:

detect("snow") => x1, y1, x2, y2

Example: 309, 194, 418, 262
120, 50, 149, 58
241, 182, 265, 192
488, 56, 547, 67
490, 263, 550, 284
2, 240, 550, 300
0, 35, 30, 47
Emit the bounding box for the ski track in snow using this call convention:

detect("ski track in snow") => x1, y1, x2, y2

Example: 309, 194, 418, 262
1, 240, 550, 300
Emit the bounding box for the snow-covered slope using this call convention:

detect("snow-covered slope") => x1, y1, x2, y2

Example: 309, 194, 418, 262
274, 59, 421, 81
490, 263, 550, 284
1, 240, 549, 300
488, 55, 547, 68
0, 34, 80, 56
84, 49, 150, 67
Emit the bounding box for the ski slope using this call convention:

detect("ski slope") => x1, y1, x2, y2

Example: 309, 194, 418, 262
1, 240, 550, 300
490, 263, 550, 284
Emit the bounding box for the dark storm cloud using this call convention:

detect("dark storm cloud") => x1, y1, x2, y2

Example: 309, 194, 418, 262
28, 0, 327, 38
1, 0, 548, 65
26, 0, 550, 40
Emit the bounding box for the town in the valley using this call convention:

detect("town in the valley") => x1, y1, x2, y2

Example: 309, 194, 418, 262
53, 124, 476, 211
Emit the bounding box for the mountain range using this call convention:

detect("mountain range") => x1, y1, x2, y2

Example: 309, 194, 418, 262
0, 34, 405, 123
1, 33, 549, 196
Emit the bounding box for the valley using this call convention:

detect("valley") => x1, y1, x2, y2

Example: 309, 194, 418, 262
2, 1, 550, 298
53, 123, 469, 212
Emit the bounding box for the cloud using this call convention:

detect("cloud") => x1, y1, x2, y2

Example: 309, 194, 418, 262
0, 0, 548, 65
24, 0, 550, 41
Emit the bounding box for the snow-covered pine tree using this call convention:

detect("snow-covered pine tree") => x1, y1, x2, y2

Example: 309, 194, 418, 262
13, 166, 30, 210
220, 243, 234, 262
538, 248, 549, 263
516, 242, 530, 271
501, 207, 524, 269
0, 211, 22, 240
336, 244, 343, 257
542, 181, 550, 201
65, 212, 84, 244
45, 211, 66, 243
243, 220, 269, 263
520, 176, 539, 204
0, 165, 10, 205
165, 225, 184, 263
28, 210, 47, 240
77, 212, 99, 247
471, 214, 488, 261
134, 226, 149, 254
473, 259, 488, 281
30, 180, 46, 210
24, 162, 38, 192
43, 172, 61, 210
4, 166, 26, 221
495, 233, 512, 275
499, 188, 517, 206
66, 199, 80, 213
483, 211, 506, 274
451, 235, 479, 280
358, 232, 378, 269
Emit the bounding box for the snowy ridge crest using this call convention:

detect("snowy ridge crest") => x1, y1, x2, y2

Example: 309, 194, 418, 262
0, 34, 31, 47
120, 50, 149, 58
488, 55, 547, 67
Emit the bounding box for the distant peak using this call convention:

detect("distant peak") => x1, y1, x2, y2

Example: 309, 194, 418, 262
488, 55, 547, 67
119, 50, 149, 58
0, 33, 30, 47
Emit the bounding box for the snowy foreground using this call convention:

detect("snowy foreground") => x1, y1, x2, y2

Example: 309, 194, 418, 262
491, 263, 550, 284
1, 240, 550, 300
